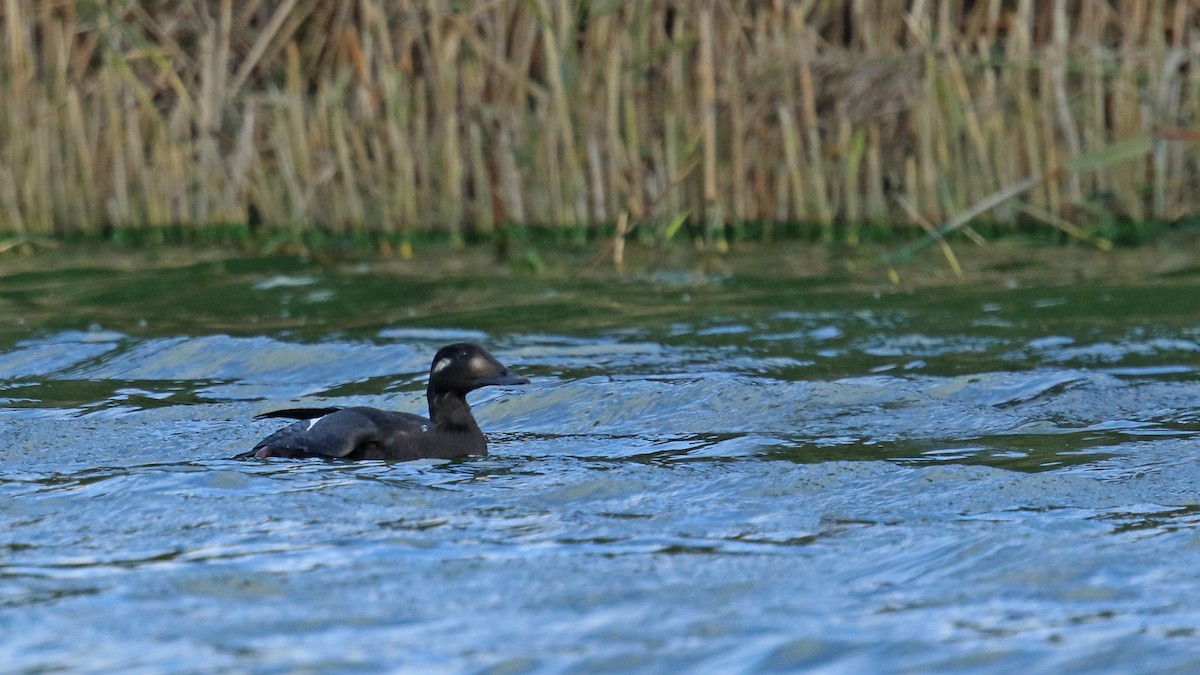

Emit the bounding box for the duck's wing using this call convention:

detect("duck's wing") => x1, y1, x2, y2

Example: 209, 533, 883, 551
247, 408, 381, 459
357, 409, 486, 460
254, 406, 344, 421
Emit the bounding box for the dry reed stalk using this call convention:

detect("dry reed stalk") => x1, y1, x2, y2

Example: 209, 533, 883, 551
496, 127, 526, 225
333, 108, 365, 230
621, 63, 644, 221
604, 32, 625, 224
65, 88, 97, 231
1019, 203, 1113, 250
468, 118, 492, 230
794, 22, 832, 232
864, 123, 887, 223
1050, 0, 1083, 203
944, 44, 993, 193
383, 76, 418, 231
196, 30, 217, 225
542, 110, 565, 226
411, 77, 431, 227
840, 112, 866, 240
229, 0, 303, 100
534, 0, 587, 225
773, 169, 787, 226
427, 6, 463, 236
726, 43, 747, 223
889, 171, 1047, 264
698, 4, 720, 239
613, 209, 628, 268
270, 106, 304, 224
4, 0, 29, 100
663, 13, 685, 222
896, 193, 963, 277
778, 105, 805, 223
1012, 0, 1048, 211
0, 167, 24, 235
100, 62, 130, 227
586, 135, 607, 224
0, 0, 1196, 240
283, 43, 311, 213
916, 52, 941, 221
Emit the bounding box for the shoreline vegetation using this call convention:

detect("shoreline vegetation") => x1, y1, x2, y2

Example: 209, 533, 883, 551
1, 1, 1198, 264
8, 230, 1200, 290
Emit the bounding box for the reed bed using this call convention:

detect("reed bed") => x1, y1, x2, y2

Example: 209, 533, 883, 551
0, 1, 1197, 243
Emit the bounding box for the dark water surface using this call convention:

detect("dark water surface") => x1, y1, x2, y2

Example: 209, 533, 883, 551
3, 256, 1200, 672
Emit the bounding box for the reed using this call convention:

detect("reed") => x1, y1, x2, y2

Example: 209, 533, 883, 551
0, 1, 1196, 243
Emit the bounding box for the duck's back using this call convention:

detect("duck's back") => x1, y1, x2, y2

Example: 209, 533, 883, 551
250, 406, 486, 460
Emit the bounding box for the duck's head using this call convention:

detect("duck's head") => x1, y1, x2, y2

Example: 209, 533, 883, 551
428, 343, 530, 394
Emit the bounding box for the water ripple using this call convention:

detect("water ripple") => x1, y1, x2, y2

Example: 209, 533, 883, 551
3, 271, 1200, 671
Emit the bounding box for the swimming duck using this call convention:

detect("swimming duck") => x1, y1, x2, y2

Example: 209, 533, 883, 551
239, 343, 529, 460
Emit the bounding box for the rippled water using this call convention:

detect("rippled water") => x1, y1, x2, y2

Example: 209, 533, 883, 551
3, 256, 1200, 672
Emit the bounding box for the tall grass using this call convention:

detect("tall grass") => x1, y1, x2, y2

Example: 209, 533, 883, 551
0, 1, 1196, 240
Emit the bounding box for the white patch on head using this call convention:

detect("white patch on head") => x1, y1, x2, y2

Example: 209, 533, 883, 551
420, 424, 428, 433
432, 357, 453, 374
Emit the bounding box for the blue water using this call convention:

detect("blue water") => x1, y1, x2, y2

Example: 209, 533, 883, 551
3, 257, 1200, 672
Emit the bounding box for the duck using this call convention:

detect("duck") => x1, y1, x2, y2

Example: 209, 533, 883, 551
238, 342, 529, 461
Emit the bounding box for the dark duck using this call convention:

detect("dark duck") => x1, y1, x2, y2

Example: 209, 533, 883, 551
239, 343, 529, 461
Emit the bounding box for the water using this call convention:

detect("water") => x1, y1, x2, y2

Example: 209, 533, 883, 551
3, 255, 1200, 672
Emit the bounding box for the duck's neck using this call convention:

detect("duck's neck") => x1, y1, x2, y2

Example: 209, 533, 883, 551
427, 389, 480, 432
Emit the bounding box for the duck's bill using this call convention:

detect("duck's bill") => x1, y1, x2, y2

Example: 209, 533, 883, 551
479, 370, 531, 386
